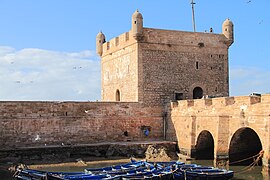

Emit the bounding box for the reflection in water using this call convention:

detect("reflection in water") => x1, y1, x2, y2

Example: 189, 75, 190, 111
193, 160, 264, 180
0, 166, 14, 180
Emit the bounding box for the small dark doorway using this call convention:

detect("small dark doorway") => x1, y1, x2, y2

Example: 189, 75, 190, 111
193, 87, 203, 99
116, 89, 120, 101
195, 131, 214, 160
229, 128, 263, 166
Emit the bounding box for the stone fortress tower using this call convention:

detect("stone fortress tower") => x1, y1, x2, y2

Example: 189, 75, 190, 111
97, 10, 234, 106
4, 10, 270, 171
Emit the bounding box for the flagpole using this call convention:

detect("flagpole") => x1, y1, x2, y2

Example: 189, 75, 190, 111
191, 0, 196, 32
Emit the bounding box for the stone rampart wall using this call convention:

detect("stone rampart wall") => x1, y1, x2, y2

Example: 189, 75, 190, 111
0, 101, 164, 150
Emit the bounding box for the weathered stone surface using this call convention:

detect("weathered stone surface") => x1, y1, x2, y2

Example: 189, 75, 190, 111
169, 94, 270, 164
0, 141, 177, 163
0, 102, 164, 149
2, 9, 270, 170
100, 16, 232, 106
145, 144, 178, 162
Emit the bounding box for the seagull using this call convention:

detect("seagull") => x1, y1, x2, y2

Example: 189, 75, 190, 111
246, 0, 251, 3
35, 135, 41, 141
85, 110, 90, 113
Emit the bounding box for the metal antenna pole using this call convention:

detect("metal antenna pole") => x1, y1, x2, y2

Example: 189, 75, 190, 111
190, 0, 196, 32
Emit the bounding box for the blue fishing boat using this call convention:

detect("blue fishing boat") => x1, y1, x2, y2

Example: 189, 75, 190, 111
15, 168, 108, 180
85, 160, 146, 174
172, 164, 234, 180
14, 159, 234, 179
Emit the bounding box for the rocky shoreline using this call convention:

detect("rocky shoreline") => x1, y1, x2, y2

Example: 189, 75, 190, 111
0, 141, 177, 164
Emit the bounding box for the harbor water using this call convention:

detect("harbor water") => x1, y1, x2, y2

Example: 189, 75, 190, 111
193, 160, 264, 180
0, 158, 266, 179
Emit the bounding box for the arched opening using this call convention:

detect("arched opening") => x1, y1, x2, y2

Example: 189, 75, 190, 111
115, 89, 120, 101
229, 127, 262, 166
193, 87, 203, 99
195, 130, 214, 160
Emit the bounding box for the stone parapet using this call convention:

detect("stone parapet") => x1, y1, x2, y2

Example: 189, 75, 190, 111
173, 94, 266, 109
102, 31, 134, 57
142, 28, 228, 49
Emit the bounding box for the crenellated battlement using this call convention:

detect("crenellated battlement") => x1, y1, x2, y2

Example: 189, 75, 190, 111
100, 27, 230, 57
102, 31, 134, 56
172, 94, 270, 109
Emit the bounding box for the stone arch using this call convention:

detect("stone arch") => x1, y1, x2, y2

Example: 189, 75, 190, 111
229, 127, 262, 165
115, 89, 120, 101
195, 130, 214, 160
189, 83, 206, 99
193, 87, 203, 99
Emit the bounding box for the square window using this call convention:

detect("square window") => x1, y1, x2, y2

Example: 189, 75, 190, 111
175, 93, 184, 100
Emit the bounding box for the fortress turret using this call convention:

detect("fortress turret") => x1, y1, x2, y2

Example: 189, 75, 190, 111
222, 19, 234, 46
96, 31, 106, 56
132, 9, 143, 40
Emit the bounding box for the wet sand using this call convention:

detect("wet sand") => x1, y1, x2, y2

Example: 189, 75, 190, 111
0, 157, 134, 179
29, 157, 132, 171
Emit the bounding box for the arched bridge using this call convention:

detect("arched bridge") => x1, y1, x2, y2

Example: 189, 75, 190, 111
168, 94, 270, 169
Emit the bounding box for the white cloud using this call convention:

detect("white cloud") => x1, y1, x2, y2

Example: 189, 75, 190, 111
230, 67, 270, 96
1, 46, 268, 101
0, 46, 101, 101
0, 46, 16, 56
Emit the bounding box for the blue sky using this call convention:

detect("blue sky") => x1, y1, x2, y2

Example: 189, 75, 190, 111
0, 0, 269, 101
